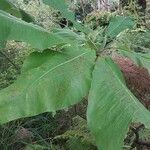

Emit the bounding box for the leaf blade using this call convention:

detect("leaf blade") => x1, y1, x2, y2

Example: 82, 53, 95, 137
87, 57, 150, 150
0, 10, 66, 50
0, 47, 96, 124
106, 16, 135, 38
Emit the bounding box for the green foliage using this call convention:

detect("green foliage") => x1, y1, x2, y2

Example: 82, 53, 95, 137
85, 11, 112, 29
112, 29, 150, 53
106, 16, 135, 38
52, 28, 86, 46
86, 26, 106, 50
0, 10, 67, 51
87, 58, 150, 150
0, 47, 95, 124
0, 0, 33, 22
85, 14, 136, 51
112, 29, 150, 73
43, 0, 88, 33
0, 0, 150, 150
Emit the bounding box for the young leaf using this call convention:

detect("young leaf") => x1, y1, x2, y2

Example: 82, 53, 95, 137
42, 0, 88, 33
0, 10, 66, 50
0, 47, 96, 124
106, 16, 135, 38
87, 58, 150, 150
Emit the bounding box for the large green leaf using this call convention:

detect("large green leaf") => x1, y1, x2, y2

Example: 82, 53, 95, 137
87, 58, 150, 150
0, 10, 67, 50
106, 16, 135, 38
0, 0, 33, 22
0, 47, 95, 124
42, 0, 88, 33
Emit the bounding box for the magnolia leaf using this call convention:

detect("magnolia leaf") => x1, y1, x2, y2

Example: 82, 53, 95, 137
0, 47, 95, 124
106, 16, 135, 38
87, 58, 150, 150
42, 0, 88, 33
0, 0, 33, 22
0, 10, 67, 50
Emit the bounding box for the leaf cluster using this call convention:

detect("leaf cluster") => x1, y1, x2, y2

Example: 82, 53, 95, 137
0, 1, 150, 150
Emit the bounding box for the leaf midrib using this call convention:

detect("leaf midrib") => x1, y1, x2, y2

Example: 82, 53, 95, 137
25, 51, 89, 98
